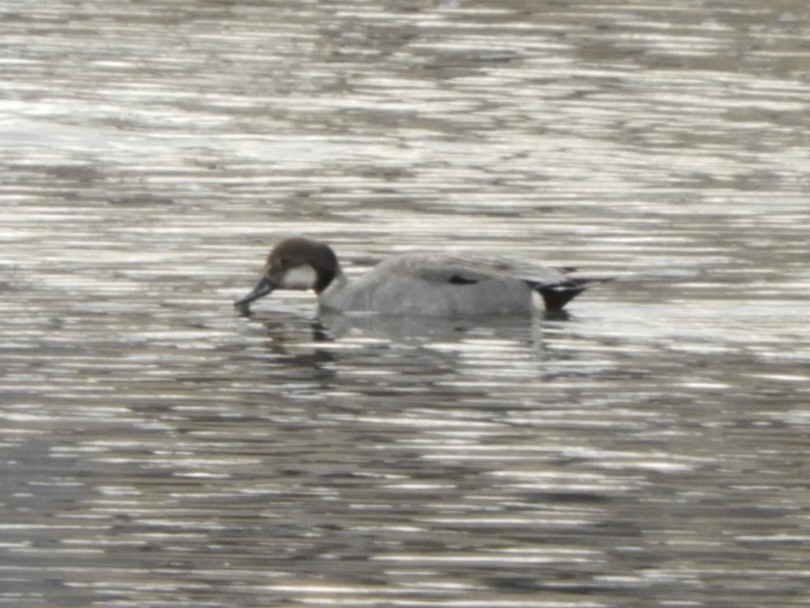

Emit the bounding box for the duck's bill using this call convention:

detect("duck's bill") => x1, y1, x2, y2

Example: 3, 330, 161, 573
235, 277, 277, 308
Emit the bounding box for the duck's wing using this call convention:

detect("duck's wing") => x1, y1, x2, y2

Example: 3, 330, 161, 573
382, 253, 568, 286
379, 253, 606, 312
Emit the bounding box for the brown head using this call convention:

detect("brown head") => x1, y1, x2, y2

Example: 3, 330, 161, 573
235, 237, 340, 309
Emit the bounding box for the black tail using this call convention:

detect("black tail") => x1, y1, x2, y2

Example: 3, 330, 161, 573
533, 278, 610, 312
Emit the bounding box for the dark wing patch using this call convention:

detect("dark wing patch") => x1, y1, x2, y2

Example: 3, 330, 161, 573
448, 274, 479, 285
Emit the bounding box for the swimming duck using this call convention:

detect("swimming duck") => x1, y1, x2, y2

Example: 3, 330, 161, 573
235, 237, 600, 316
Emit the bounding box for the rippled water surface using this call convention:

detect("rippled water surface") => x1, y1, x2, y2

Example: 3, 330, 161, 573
2, 1, 810, 606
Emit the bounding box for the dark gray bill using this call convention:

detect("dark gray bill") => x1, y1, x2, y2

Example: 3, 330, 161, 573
234, 277, 277, 308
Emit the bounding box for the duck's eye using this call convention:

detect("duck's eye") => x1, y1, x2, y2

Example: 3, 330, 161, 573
279, 256, 289, 268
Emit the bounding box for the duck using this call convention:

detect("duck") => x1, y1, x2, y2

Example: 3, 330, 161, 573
235, 237, 602, 316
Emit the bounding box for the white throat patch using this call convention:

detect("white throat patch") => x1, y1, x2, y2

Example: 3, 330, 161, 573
280, 265, 317, 290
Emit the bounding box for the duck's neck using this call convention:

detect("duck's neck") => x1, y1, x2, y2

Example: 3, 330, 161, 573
308, 242, 342, 295
316, 267, 347, 294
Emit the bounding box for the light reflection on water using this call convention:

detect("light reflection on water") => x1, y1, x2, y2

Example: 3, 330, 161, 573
2, 0, 810, 606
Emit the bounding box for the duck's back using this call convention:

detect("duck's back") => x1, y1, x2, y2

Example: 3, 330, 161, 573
320, 253, 539, 316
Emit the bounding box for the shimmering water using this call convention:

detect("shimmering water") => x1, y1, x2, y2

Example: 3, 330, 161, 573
1, 0, 809, 606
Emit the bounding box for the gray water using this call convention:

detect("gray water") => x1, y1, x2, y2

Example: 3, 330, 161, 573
2, 1, 809, 606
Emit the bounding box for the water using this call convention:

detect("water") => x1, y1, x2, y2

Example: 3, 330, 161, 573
1, 0, 809, 606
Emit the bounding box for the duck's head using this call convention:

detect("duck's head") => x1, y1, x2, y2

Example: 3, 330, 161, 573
235, 237, 339, 309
